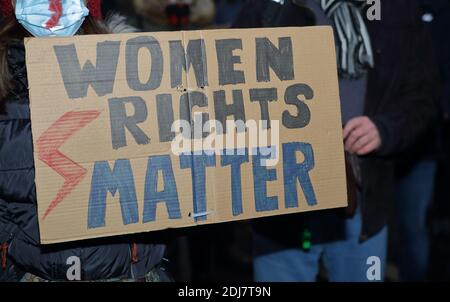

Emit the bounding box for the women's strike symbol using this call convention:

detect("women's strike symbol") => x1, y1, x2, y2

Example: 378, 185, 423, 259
37, 110, 101, 220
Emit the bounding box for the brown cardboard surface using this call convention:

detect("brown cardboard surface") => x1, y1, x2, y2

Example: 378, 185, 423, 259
25, 26, 347, 244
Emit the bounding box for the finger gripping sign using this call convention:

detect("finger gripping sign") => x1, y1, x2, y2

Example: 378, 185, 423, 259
25, 27, 347, 244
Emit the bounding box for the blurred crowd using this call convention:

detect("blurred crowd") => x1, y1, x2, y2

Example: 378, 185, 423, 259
99, 0, 450, 282
102, 0, 242, 30
1, 0, 450, 282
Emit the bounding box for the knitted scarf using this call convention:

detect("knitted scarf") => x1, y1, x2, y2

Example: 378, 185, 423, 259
315, 0, 374, 78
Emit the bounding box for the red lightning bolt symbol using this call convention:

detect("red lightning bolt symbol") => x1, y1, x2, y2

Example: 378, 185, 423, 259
37, 110, 101, 220
45, 0, 63, 29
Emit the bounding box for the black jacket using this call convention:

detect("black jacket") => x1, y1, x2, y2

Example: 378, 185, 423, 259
0, 41, 166, 281
233, 0, 438, 242
418, 0, 450, 117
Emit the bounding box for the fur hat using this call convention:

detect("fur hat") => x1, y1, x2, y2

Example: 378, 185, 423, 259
133, 0, 214, 26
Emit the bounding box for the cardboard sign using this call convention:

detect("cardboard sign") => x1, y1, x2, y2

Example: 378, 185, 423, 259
25, 26, 347, 244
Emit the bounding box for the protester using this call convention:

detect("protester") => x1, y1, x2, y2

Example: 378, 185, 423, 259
416, 0, 450, 281
233, 0, 437, 282
132, 0, 215, 31
390, 0, 447, 283
0, 0, 171, 282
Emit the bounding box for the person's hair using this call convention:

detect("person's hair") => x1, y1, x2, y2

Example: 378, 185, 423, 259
0, 15, 109, 113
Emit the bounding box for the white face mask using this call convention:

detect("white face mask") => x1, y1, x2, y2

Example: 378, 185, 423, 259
15, 0, 89, 37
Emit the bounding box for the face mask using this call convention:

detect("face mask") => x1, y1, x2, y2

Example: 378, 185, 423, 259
15, 0, 89, 37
